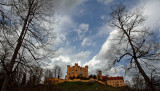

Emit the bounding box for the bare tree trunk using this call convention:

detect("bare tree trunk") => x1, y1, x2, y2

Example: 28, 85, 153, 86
1, 73, 9, 91
1, 0, 54, 90
109, 4, 157, 91
1, 3, 31, 91
125, 28, 154, 91
134, 58, 154, 91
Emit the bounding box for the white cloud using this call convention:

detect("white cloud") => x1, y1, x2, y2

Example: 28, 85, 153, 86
81, 37, 95, 47
139, 0, 160, 31
44, 0, 160, 81
54, 14, 75, 46
100, 15, 105, 20
74, 51, 91, 60
97, 0, 114, 4
107, 65, 125, 76
97, 24, 113, 36
79, 9, 84, 13
52, 55, 71, 63
77, 23, 89, 39
52, 0, 88, 46
85, 0, 160, 81
78, 23, 89, 34
53, 0, 87, 14
83, 29, 118, 75
46, 50, 91, 78
42, 0, 88, 78
83, 56, 101, 74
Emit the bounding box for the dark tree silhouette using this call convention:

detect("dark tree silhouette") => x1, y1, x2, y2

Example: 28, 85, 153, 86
0, 0, 55, 90
89, 74, 93, 79
107, 4, 160, 90
53, 65, 63, 78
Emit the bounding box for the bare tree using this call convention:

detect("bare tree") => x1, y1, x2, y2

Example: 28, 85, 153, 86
107, 4, 160, 90
132, 73, 145, 90
53, 65, 63, 78
53, 65, 58, 78
45, 69, 53, 78
150, 69, 160, 89
21, 73, 26, 86
33, 66, 43, 85
57, 66, 63, 79
125, 80, 131, 87
26, 65, 43, 86
0, 0, 55, 90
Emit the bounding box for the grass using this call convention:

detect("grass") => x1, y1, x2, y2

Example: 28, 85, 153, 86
7, 81, 159, 91
56, 81, 126, 91
8, 81, 127, 91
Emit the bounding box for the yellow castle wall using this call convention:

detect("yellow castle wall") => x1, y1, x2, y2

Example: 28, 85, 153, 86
66, 63, 88, 79
105, 79, 125, 87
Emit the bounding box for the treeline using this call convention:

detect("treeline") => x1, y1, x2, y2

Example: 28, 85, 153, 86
0, 65, 63, 90
106, 3, 160, 91
125, 73, 160, 91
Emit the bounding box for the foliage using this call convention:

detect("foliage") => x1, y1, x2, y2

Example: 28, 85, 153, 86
89, 74, 93, 78
89, 74, 97, 79
69, 76, 75, 80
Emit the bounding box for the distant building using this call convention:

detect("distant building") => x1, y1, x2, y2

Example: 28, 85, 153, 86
65, 63, 88, 79
97, 70, 125, 87
102, 76, 125, 87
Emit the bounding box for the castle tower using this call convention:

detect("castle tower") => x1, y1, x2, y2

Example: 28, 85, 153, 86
67, 65, 70, 79
97, 70, 102, 80
85, 66, 88, 78
66, 63, 88, 80
75, 63, 78, 78
75, 63, 78, 67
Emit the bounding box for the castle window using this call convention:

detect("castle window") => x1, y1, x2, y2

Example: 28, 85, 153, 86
117, 84, 119, 86
80, 71, 82, 74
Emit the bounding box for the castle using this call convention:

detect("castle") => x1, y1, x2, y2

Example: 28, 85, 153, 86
97, 70, 125, 87
102, 76, 124, 87
65, 63, 88, 79
45, 63, 124, 87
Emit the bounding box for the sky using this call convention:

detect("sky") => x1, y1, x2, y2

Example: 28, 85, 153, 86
45, 0, 160, 81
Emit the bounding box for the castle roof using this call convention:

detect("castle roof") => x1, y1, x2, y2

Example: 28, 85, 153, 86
102, 76, 123, 80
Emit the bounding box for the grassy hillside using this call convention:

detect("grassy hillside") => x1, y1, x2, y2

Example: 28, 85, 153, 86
52, 81, 126, 91
9, 81, 128, 91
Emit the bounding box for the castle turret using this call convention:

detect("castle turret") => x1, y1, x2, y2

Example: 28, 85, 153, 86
85, 65, 88, 78
85, 65, 88, 68
75, 63, 78, 67
97, 70, 102, 80
67, 65, 70, 79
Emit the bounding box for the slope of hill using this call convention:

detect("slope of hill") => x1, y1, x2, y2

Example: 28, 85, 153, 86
56, 81, 126, 91
8, 81, 129, 91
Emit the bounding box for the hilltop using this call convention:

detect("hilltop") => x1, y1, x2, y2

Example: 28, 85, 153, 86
9, 81, 129, 91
